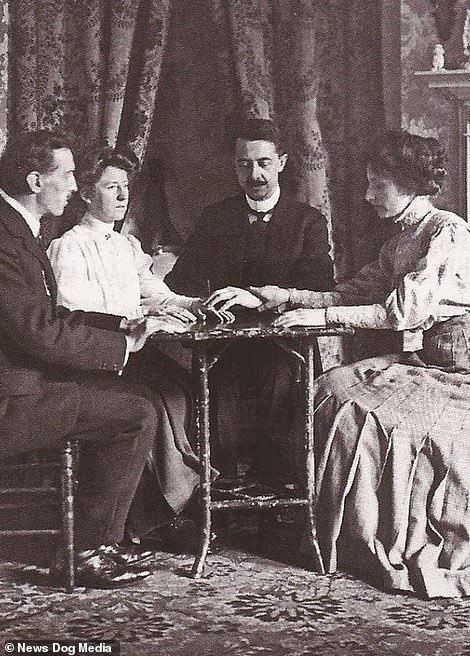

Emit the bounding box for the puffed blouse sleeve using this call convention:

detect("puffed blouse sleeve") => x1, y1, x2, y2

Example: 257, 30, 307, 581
292, 222, 468, 331
47, 235, 102, 311
126, 234, 197, 310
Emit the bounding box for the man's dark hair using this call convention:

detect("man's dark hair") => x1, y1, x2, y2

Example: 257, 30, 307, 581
77, 147, 139, 199
367, 129, 447, 196
231, 118, 284, 154
0, 130, 73, 196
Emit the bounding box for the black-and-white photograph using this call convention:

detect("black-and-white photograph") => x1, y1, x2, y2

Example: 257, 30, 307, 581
1, 1, 470, 654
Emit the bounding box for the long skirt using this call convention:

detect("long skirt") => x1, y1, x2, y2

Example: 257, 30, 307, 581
58, 347, 207, 534
313, 316, 470, 598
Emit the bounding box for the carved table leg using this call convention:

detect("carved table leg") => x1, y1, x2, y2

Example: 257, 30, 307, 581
191, 343, 212, 578
61, 440, 75, 592
303, 339, 325, 573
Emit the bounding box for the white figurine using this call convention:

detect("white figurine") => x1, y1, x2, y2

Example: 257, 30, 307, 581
432, 43, 445, 71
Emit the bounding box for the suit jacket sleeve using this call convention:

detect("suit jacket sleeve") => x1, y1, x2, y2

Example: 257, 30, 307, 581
0, 244, 127, 372
285, 207, 334, 291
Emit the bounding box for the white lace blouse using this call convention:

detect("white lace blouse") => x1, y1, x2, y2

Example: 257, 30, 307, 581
47, 213, 194, 319
290, 197, 470, 332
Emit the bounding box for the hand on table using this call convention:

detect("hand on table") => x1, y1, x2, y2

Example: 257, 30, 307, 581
204, 286, 262, 313
123, 312, 195, 352
272, 308, 327, 329
144, 314, 193, 335
193, 298, 235, 324
141, 301, 197, 324
248, 285, 290, 311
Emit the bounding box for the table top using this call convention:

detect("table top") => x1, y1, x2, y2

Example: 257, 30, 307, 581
149, 317, 354, 343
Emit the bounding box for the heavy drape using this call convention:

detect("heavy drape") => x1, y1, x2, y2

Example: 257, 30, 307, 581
8, 0, 170, 158
0, 0, 386, 293
5, 0, 171, 242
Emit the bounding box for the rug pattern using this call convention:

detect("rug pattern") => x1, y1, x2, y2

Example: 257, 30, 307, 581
1, 548, 470, 656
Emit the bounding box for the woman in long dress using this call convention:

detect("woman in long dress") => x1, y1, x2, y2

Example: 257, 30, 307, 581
250, 130, 470, 598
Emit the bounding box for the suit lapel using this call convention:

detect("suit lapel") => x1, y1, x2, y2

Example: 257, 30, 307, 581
264, 192, 292, 261
229, 195, 250, 282
23, 237, 58, 301
0, 198, 58, 302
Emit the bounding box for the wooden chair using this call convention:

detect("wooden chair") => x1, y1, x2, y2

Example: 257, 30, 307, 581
0, 440, 77, 592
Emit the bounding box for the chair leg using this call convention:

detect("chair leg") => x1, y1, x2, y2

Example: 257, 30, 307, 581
61, 440, 76, 593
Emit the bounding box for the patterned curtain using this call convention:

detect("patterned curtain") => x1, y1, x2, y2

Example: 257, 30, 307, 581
8, 0, 170, 156
6, 0, 170, 242
211, 0, 385, 281
212, 0, 332, 248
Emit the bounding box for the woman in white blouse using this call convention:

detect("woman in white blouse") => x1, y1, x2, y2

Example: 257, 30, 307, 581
224, 130, 470, 598
48, 149, 210, 543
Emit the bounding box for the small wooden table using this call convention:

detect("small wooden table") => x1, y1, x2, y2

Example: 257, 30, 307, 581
151, 319, 353, 577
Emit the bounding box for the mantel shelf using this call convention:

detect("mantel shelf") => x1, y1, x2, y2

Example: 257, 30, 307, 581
415, 70, 470, 102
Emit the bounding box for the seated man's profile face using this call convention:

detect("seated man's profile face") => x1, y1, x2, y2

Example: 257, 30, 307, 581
36, 147, 78, 217
234, 138, 287, 202
84, 165, 129, 224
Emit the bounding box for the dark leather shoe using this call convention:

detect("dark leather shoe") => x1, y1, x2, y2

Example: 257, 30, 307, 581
50, 548, 152, 589
99, 543, 154, 566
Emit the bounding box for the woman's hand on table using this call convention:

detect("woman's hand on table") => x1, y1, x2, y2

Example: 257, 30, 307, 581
144, 314, 192, 334
141, 302, 197, 324
273, 308, 327, 328
188, 298, 233, 324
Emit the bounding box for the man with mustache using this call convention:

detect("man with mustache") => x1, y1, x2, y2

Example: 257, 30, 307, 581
165, 118, 333, 481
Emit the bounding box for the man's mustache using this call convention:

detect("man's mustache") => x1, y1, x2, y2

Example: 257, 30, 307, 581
248, 181, 267, 187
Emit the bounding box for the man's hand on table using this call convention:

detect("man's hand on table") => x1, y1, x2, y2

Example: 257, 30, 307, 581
204, 286, 263, 313
272, 308, 327, 328
121, 310, 195, 352
248, 285, 290, 311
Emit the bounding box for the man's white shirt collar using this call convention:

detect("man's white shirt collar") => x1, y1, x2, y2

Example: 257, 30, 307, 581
0, 188, 41, 238
245, 185, 281, 213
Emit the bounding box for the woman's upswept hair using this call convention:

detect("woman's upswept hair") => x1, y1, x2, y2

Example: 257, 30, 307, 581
368, 129, 447, 196
77, 147, 139, 199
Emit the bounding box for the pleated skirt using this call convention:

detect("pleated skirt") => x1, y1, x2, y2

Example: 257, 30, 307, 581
314, 349, 470, 598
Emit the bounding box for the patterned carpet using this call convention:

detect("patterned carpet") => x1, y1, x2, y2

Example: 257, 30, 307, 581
1, 523, 470, 656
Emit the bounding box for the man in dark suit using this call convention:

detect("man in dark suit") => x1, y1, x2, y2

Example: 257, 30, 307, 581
164, 118, 334, 479
0, 130, 188, 588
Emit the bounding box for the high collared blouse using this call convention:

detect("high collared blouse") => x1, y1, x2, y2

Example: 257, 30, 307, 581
47, 213, 194, 319
290, 196, 470, 332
